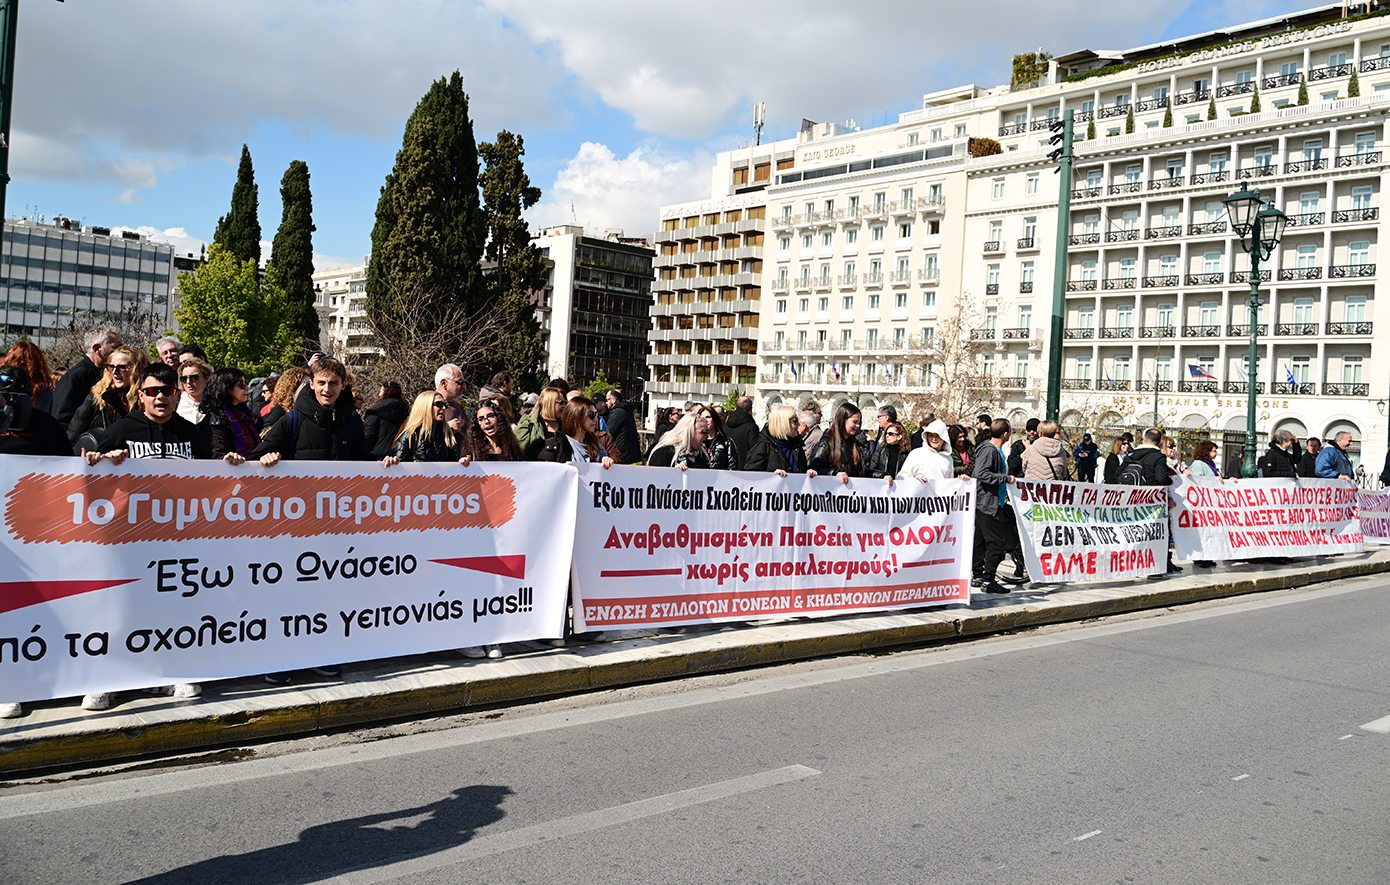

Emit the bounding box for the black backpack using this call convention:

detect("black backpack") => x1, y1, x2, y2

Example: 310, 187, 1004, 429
1116, 459, 1146, 486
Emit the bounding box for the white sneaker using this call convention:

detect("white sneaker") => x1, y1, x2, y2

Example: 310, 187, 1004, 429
0, 702, 21, 718
545, 638, 567, 648
486, 645, 503, 659
170, 683, 201, 698
456, 646, 487, 658
81, 692, 113, 711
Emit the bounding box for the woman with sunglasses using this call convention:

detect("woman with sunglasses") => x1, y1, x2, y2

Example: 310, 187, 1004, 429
867, 421, 910, 484
175, 357, 212, 425
201, 367, 262, 459
382, 391, 460, 465
459, 399, 522, 463
537, 396, 615, 468
697, 405, 738, 470
67, 345, 141, 450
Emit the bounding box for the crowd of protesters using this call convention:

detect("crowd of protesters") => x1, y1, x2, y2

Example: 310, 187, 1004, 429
0, 328, 1381, 717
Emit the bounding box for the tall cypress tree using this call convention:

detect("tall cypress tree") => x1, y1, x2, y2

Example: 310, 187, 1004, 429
268, 160, 320, 354
214, 145, 262, 267
479, 130, 546, 383
367, 71, 485, 320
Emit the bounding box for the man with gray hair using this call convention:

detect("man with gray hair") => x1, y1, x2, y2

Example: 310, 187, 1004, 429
156, 336, 182, 367
1315, 431, 1355, 482
800, 406, 824, 454
434, 363, 467, 431
53, 326, 122, 427
1257, 429, 1298, 478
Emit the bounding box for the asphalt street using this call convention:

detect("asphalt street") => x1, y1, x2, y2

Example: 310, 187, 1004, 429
3, 576, 1388, 884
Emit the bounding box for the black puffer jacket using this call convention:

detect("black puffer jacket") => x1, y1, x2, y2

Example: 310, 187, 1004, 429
703, 434, 738, 470
808, 434, 869, 477
392, 424, 458, 462
252, 383, 367, 461
744, 427, 808, 474
605, 401, 642, 465
722, 409, 760, 468
363, 396, 411, 458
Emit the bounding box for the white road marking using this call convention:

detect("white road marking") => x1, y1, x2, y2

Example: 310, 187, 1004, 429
0, 577, 1374, 819
1074, 830, 1102, 842
327, 765, 821, 883
1358, 713, 1390, 734
1232, 774, 1249, 781
1340, 734, 1355, 740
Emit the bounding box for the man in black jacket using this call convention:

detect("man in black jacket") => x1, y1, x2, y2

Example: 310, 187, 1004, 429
604, 389, 643, 465
1257, 430, 1299, 478
1127, 427, 1182, 574
52, 327, 122, 427
88, 364, 231, 464
1007, 417, 1040, 477
363, 381, 409, 458
254, 356, 367, 464
722, 396, 760, 468
1298, 437, 1322, 477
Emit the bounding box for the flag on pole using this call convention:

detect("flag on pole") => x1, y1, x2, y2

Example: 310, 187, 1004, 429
831, 360, 840, 381
1284, 362, 1297, 385
1188, 364, 1217, 380
789, 360, 798, 379
1234, 363, 1248, 382
884, 363, 893, 381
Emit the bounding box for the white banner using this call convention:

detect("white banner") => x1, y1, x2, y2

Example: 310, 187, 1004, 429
571, 465, 974, 630
1007, 479, 1168, 582
1169, 476, 1364, 560
1357, 489, 1390, 544
0, 456, 575, 702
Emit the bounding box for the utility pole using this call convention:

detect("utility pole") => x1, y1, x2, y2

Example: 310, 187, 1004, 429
1044, 109, 1074, 422
0, 0, 20, 224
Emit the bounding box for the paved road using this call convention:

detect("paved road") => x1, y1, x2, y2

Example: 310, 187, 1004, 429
4, 577, 1389, 884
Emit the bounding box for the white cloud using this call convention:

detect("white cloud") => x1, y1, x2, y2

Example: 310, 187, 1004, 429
483, 1, 1200, 138
121, 226, 206, 258
313, 253, 363, 273
529, 142, 710, 239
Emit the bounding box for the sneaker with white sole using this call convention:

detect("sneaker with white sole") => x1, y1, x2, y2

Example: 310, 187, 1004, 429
81, 692, 113, 711
486, 645, 503, 659
312, 666, 342, 677
544, 638, 566, 648
170, 683, 201, 698
0, 702, 21, 718
457, 646, 487, 658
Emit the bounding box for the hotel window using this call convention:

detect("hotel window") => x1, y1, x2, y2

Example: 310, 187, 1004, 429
777, 267, 789, 286
954, 123, 967, 138
848, 195, 860, 216
900, 187, 914, 206
873, 192, 887, 212
907, 132, 919, 145
894, 327, 906, 346
1281, 61, 1300, 77
1352, 186, 1374, 210
1014, 112, 1027, 126
1297, 245, 1317, 268
989, 219, 1003, 242
1047, 107, 1060, 120
1025, 174, 1039, 195
1356, 133, 1377, 154
1162, 205, 1180, 226
1350, 241, 1370, 265
928, 183, 943, 203
869, 258, 882, 281
1203, 252, 1222, 273
1166, 159, 1183, 179
871, 226, 884, 242
895, 291, 908, 309
797, 330, 808, 349
1343, 355, 1364, 384
1198, 357, 1216, 378
1021, 260, 1035, 283
1160, 254, 1178, 275
985, 306, 998, 330
1347, 295, 1367, 322
1152, 86, 1168, 102
799, 298, 810, 314
804, 201, 815, 218
781, 205, 793, 222
1016, 354, 1031, 378
779, 236, 791, 253
1321, 92, 1338, 102
1156, 357, 1171, 382
1018, 305, 1032, 329
1205, 200, 1224, 222
847, 228, 859, 245
802, 233, 813, 249
1200, 302, 1219, 325
1329, 52, 1348, 67
1083, 214, 1099, 234
841, 329, 853, 348
898, 222, 912, 239
930, 128, 943, 141
818, 296, 829, 312
1076, 356, 1092, 381
1157, 303, 1174, 327
1254, 147, 1274, 169
1081, 260, 1097, 281
923, 290, 936, 308
842, 295, 854, 311
1293, 297, 1315, 323
1116, 305, 1133, 329
1080, 99, 1095, 115
1300, 191, 1320, 214
1116, 93, 1129, 107
819, 263, 832, 285
1303, 139, 1322, 161
1235, 70, 1253, 85
843, 260, 856, 280
1086, 170, 1102, 189
1125, 164, 1141, 183
1186, 115, 1201, 124
1023, 217, 1037, 240
1291, 357, 1310, 382
822, 231, 833, 247
924, 254, 939, 279
1115, 355, 1131, 382
992, 178, 1006, 199
868, 292, 881, 310
732, 167, 748, 185
799, 265, 811, 286
896, 256, 911, 280
1120, 257, 1137, 280
987, 264, 1001, 286
1193, 77, 1209, 93
1121, 210, 1139, 232
776, 299, 787, 314
1078, 306, 1094, 330
1210, 151, 1227, 173
824, 199, 835, 215
774, 331, 785, 349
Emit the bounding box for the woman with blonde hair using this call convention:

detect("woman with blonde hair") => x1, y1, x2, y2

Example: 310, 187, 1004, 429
518, 386, 564, 459
383, 391, 460, 463
745, 404, 817, 478
67, 345, 142, 448
647, 412, 709, 470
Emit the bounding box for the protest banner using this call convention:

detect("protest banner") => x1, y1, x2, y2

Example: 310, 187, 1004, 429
1169, 475, 1363, 560
1006, 479, 1167, 582
571, 464, 974, 630
1356, 489, 1390, 544
0, 457, 575, 702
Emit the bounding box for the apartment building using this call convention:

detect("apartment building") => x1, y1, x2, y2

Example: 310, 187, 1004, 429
312, 265, 379, 362
974, 3, 1390, 463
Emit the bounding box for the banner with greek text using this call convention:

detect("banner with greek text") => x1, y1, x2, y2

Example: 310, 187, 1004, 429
1169, 476, 1364, 560
1006, 479, 1168, 582
1356, 490, 1390, 544
571, 465, 974, 630
0, 456, 575, 702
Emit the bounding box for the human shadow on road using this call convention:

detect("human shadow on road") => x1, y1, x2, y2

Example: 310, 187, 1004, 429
124, 784, 512, 885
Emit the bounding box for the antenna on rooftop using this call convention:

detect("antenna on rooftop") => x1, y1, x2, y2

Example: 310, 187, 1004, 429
753, 101, 766, 146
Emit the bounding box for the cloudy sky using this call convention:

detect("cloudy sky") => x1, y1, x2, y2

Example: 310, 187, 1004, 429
7, 0, 1317, 269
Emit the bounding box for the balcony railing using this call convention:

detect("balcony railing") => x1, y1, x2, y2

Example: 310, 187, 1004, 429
1332, 207, 1378, 223
1136, 380, 1174, 392
1064, 328, 1094, 339
917, 196, 947, 213
1189, 171, 1229, 185
1145, 225, 1182, 239
1183, 324, 1220, 337
1230, 270, 1271, 283
1217, 81, 1256, 97
1278, 267, 1322, 281
983, 240, 1002, 252
1062, 378, 1092, 390
1017, 237, 1036, 250
1066, 279, 1098, 291
985, 283, 999, 295
1071, 187, 1102, 200
1328, 321, 1373, 335
1098, 379, 1132, 391
1185, 272, 1224, 285
837, 274, 857, 287
998, 376, 1028, 389
1271, 381, 1314, 395
1002, 327, 1032, 340
1324, 382, 1369, 396
1143, 274, 1179, 287
970, 328, 997, 340
1363, 56, 1390, 72
1150, 176, 1185, 190
1235, 164, 1278, 180
1227, 324, 1266, 336
1174, 89, 1209, 105
1069, 232, 1101, 245
1336, 150, 1381, 167
1222, 381, 1265, 394
1180, 380, 1219, 393
1284, 211, 1324, 228
863, 273, 883, 286
1019, 280, 1034, 293
919, 269, 939, 283
1329, 263, 1376, 278
1099, 326, 1133, 339
1139, 325, 1176, 338
1031, 119, 1052, 131
1098, 105, 1127, 119
1135, 97, 1163, 112
1275, 322, 1319, 335
1103, 277, 1137, 290
1188, 221, 1227, 235
1284, 158, 1329, 174
1309, 62, 1353, 81
1108, 181, 1143, 195
1105, 229, 1140, 242
1263, 72, 1301, 89
999, 123, 1028, 136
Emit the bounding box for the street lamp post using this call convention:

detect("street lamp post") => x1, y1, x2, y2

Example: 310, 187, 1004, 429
1223, 185, 1288, 478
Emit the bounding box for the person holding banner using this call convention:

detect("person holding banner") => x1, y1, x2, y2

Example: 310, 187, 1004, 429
384, 392, 461, 464
1185, 439, 1221, 479
808, 402, 868, 485
898, 419, 953, 481
744, 404, 817, 477
537, 396, 615, 469
1256, 431, 1299, 479
459, 398, 523, 463
972, 418, 1022, 594
646, 412, 708, 470
867, 422, 910, 483
1315, 431, 1356, 482
1103, 433, 1133, 484
201, 368, 263, 460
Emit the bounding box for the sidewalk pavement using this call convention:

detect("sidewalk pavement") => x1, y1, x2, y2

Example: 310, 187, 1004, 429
4, 549, 1388, 775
